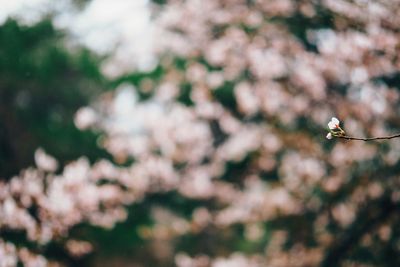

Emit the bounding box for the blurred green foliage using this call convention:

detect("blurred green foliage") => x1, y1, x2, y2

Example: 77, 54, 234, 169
0, 18, 109, 178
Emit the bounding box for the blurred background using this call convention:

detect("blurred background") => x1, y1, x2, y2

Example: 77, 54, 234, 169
1, 0, 400, 266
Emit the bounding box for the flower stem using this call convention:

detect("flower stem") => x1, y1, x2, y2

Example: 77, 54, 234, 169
337, 133, 400, 141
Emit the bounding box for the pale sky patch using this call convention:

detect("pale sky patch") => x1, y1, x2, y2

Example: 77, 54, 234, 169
0, 0, 157, 74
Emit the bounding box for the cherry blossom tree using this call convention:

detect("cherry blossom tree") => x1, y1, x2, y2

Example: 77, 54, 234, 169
2, 0, 400, 266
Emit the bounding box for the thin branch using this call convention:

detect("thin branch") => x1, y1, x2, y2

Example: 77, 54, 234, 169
337, 133, 400, 141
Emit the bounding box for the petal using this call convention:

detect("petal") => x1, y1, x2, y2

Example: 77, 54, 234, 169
331, 117, 340, 125
328, 121, 336, 130
326, 133, 333, 139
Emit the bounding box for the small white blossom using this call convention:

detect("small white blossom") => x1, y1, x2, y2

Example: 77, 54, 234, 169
328, 117, 340, 130
326, 133, 332, 139
34, 148, 58, 172
74, 107, 98, 130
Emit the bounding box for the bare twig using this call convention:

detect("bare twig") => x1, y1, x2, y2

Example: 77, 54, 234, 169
337, 133, 400, 141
